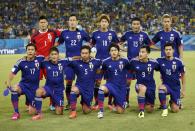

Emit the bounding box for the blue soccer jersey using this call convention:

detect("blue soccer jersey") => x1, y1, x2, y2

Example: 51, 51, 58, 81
58, 29, 90, 57
157, 57, 185, 89
69, 58, 102, 90
152, 29, 183, 57
102, 57, 129, 87
41, 59, 69, 89
11, 56, 44, 90
92, 30, 119, 59
129, 58, 159, 90
121, 31, 151, 59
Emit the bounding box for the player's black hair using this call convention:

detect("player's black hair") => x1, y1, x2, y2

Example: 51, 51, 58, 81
131, 17, 142, 24
164, 42, 174, 49
26, 43, 37, 51
69, 14, 77, 19
39, 15, 48, 21
81, 45, 91, 53
109, 43, 120, 52
140, 45, 151, 53
50, 47, 59, 54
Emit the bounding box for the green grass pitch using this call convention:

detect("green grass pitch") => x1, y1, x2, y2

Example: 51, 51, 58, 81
0, 51, 195, 131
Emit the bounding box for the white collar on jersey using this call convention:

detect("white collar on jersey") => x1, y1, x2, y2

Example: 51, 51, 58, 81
39, 29, 48, 33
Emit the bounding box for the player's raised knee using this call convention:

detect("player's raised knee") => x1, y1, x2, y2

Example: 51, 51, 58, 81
12, 85, 21, 92
36, 88, 44, 97
158, 84, 167, 90
71, 86, 79, 93
100, 86, 108, 93
138, 84, 147, 94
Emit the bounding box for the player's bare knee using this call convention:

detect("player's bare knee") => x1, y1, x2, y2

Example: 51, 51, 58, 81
71, 86, 79, 94
36, 88, 44, 97
12, 85, 21, 93
82, 104, 91, 114
145, 105, 154, 113
100, 86, 108, 93
83, 108, 91, 114
55, 106, 63, 115
159, 84, 166, 90
116, 106, 124, 114
171, 103, 179, 113
138, 85, 146, 95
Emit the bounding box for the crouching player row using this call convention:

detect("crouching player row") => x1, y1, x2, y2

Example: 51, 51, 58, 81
5, 43, 185, 120
97, 43, 186, 119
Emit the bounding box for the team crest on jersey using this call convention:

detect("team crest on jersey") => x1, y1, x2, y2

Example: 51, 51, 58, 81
34, 60, 39, 69
119, 61, 124, 71
108, 33, 112, 41
77, 32, 81, 40
89, 62, 94, 71
172, 61, 177, 71
48, 33, 52, 42
139, 35, 143, 42
170, 36, 174, 41
25, 65, 28, 69
147, 64, 152, 74
58, 63, 63, 73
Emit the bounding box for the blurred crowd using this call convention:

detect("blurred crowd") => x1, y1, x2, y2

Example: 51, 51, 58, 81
0, 0, 194, 39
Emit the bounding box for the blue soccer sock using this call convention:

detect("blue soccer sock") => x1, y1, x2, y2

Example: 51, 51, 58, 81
70, 91, 77, 111
159, 89, 167, 109
11, 91, 19, 113
35, 97, 43, 114
137, 96, 145, 112
98, 89, 105, 112
126, 87, 130, 103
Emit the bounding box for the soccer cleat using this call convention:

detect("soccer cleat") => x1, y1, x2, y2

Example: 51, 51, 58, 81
64, 104, 70, 110
69, 111, 77, 119
49, 105, 55, 111
138, 111, 144, 118
97, 111, 104, 119
161, 109, 168, 117
11, 112, 20, 120
32, 114, 42, 120
91, 105, 99, 111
